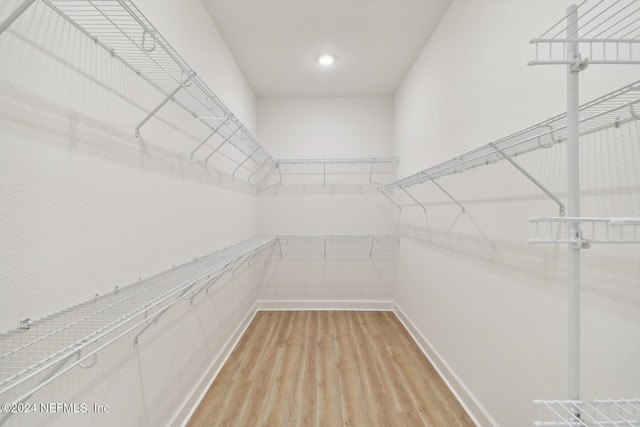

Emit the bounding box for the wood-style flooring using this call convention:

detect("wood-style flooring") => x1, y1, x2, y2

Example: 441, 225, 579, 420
187, 311, 475, 426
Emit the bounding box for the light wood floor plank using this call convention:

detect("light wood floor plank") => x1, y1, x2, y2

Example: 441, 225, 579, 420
187, 311, 475, 427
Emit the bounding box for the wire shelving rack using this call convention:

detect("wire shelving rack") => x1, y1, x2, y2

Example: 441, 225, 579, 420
379, 80, 640, 216
263, 157, 399, 189
529, 0, 640, 66
528, 2, 640, 425
534, 399, 640, 427
530, 216, 640, 246
0, 237, 276, 422
0, 0, 276, 185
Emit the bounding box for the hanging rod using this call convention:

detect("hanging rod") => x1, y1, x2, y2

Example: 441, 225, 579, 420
380, 80, 640, 193
529, 0, 640, 65
31, 0, 274, 183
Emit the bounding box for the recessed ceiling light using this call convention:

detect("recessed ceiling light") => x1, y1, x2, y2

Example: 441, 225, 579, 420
318, 54, 334, 66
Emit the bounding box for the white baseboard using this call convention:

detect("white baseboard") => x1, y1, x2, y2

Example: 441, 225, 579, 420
393, 303, 498, 427
170, 303, 259, 427
256, 299, 395, 311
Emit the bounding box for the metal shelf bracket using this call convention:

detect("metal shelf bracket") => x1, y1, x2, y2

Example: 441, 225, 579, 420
135, 73, 194, 137
432, 180, 466, 214
380, 189, 402, 210
491, 144, 565, 216
401, 187, 427, 215
631, 101, 640, 120
204, 126, 241, 165
190, 116, 231, 159
232, 147, 259, 176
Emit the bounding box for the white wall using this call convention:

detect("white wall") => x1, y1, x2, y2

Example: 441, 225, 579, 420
256, 97, 397, 304
0, 0, 262, 425
393, 0, 640, 426
256, 96, 394, 235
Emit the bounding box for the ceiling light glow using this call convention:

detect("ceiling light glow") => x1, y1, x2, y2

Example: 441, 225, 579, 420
318, 54, 334, 66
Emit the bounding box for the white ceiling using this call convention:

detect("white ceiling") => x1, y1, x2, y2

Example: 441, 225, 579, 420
201, 0, 453, 98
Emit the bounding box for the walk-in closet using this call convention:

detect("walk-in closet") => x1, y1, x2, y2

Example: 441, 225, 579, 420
1, 0, 638, 426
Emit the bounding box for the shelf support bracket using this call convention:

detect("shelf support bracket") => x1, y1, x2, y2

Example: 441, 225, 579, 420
491, 144, 565, 216
190, 116, 232, 159
0, 0, 36, 36
323, 159, 326, 185
0, 350, 77, 425
431, 180, 466, 214
233, 147, 260, 176
256, 161, 278, 192
401, 187, 427, 215
630, 101, 640, 120
368, 161, 375, 184
135, 74, 194, 137
134, 277, 200, 345
204, 126, 241, 164
247, 158, 270, 182
380, 189, 402, 210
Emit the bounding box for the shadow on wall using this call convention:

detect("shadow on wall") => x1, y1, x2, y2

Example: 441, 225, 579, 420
0, 82, 253, 194
0, 9, 256, 194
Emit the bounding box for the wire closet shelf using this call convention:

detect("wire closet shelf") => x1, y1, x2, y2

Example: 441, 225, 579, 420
265, 157, 399, 188
38, 0, 275, 185
534, 399, 640, 427
0, 237, 276, 415
529, 0, 640, 66
275, 235, 400, 260
379, 80, 640, 195
530, 2, 640, 426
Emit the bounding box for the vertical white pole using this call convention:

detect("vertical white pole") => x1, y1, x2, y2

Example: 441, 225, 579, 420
566, 4, 581, 403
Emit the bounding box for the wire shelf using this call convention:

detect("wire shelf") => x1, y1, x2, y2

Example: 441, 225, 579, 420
275, 235, 399, 260
379, 80, 640, 193
266, 157, 399, 188
529, 0, 640, 66
39, 0, 275, 184
534, 399, 640, 426
529, 216, 640, 245
0, 237, 276, 407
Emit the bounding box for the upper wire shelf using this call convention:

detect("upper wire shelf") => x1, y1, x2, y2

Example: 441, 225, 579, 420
529, 0, 640, 66
264, 157, 399, 188
379, 80, 640, 193
0, 237, 276, 410
38, 0, 275, 185
534, 399, 640, 426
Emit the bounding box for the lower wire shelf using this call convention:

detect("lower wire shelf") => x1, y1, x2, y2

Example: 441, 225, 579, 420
0, 237, 276, 410
534, 399, 640, 427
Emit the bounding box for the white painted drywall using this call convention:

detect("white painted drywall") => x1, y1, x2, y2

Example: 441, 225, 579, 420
0, 0, 263, 425
256, 96, 395, 235
393, 0, 640, 425
256, 97, 397, 303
